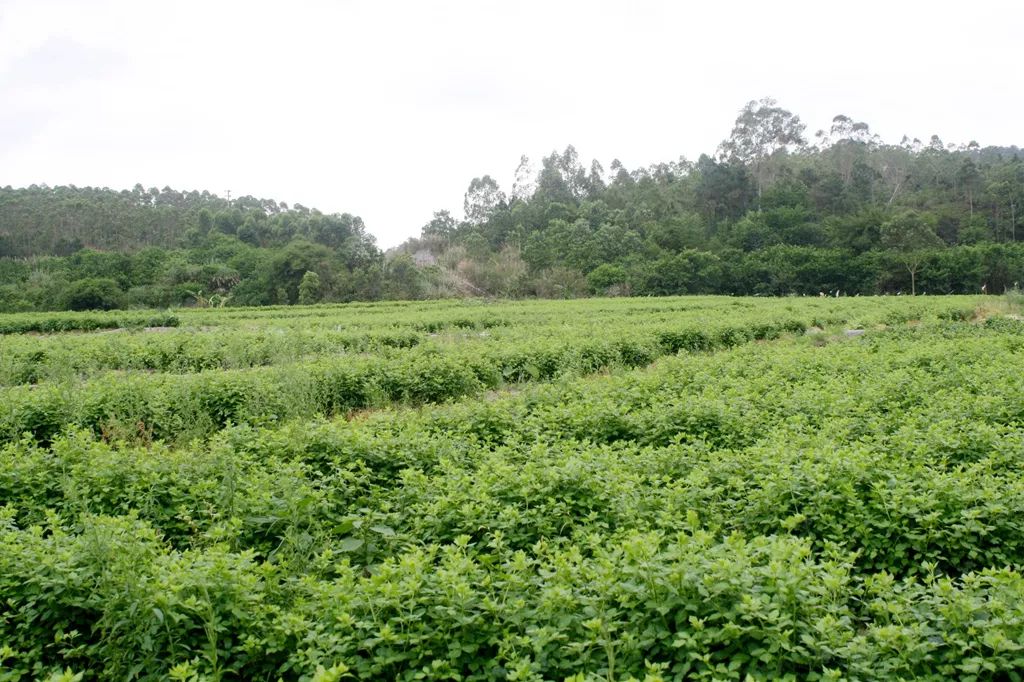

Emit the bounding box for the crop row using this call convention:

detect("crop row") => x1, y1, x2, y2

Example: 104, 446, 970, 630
0, 310, 179, 335
0, 294, 978, 336
0, 328, 422, 385
0, 296, 982, 390
0, 317, 809, 445
3, 317, 1024, 679
4, 318, 1013, 579
5, 511, 1024, 681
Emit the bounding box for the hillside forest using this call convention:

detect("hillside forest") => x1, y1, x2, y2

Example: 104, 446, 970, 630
2, 98, 1023, 311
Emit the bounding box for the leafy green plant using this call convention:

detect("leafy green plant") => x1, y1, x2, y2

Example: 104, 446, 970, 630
4, 295, 1024, 680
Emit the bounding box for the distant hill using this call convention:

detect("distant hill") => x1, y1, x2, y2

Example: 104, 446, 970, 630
0, 184, 409, 312
0, 184, 374, 258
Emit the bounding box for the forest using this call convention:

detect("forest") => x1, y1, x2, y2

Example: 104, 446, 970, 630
1, 98, 1022, 311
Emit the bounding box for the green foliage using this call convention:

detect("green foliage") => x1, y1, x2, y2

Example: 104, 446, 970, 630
60, 278, 125, 311
298, 271, 322, 305
6, 108, 1024, 307
0, 310, 178, 335
3, 296, 1024, 679
0, 185, 374, 259
392, 109, 1024, 298
0, 186, 388, 311
0, 299, 821, 445
586, 263, 628, 294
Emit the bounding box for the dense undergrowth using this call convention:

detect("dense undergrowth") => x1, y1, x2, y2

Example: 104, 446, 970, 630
3, 296, 1023, 680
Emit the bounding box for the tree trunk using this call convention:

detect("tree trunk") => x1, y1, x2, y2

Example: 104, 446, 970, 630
888, 179, 903, 205
755, 165, 763, 212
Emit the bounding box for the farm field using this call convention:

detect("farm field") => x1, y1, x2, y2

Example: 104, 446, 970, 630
3, 295, 1024, 680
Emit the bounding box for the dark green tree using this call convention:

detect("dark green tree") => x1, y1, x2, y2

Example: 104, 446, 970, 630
881, 210, 944, 295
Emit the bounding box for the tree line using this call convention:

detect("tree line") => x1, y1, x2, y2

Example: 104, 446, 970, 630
0, 186, 422, 311
1, 98, 1023, 311
400, 98, 1024, 298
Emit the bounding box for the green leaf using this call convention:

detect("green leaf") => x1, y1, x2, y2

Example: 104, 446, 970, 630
338, 537, 364, 553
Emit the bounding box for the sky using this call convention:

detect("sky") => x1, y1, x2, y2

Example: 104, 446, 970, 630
1, 0, 1022, 248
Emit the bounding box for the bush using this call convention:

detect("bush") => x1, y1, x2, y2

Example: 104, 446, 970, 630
61, 278, 125, 311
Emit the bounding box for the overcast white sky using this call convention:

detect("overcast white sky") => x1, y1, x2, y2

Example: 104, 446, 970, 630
1, 0, 1022, 248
